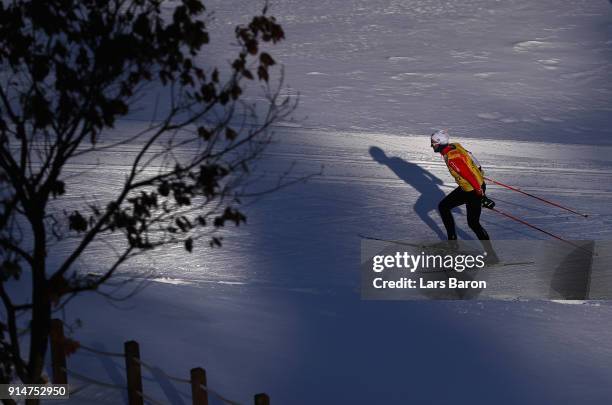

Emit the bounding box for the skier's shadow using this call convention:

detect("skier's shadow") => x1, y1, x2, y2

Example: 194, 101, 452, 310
369, 146, 471, 240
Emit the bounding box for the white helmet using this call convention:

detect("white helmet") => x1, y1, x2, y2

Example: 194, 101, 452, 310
430, 129, 449, 152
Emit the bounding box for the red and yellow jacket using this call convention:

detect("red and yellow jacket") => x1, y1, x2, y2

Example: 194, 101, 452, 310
441, 143, 484, 192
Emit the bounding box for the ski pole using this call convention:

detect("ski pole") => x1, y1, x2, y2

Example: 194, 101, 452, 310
487, 206, 594, 255
484, 176, 588, 218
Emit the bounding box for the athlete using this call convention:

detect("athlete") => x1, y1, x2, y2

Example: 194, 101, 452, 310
430, 130, 497, 257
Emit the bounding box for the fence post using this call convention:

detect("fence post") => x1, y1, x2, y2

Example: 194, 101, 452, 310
49, 319, 67, 384
124, 340, 144, 405
254, 393, 270, 405
190, 367, 208, 405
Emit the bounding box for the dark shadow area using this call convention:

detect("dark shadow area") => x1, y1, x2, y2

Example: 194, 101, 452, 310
150, 366, 186, 405
91, 343, 129, 404
369, 146, 471, 240
90, 342, 188, 404
549, 241, 594, 300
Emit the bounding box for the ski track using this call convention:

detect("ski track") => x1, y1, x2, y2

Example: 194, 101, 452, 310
55, 127, 612, 289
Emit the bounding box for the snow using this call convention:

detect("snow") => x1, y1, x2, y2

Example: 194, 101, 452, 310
46, 128, 612, 404
6, 0, 612, 403
193, 0, 612, 145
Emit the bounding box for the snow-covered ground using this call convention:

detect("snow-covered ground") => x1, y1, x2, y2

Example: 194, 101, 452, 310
17, 0, 612, 403
200, 0, 612, 144
52, 128, 612, 404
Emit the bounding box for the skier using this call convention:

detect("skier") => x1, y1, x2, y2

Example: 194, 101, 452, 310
430, 129, 498, 259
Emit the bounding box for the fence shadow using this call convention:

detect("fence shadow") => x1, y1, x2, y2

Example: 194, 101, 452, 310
150, 366, 187, 405
369, 146, 471, 240
47, 322, 253, 405
91, 342, 129, 404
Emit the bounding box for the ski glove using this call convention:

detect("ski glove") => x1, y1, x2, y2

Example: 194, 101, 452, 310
481, 195, 496, 209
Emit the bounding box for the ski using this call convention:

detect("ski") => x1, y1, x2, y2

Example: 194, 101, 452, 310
358, 233, 430, 249
486, 260, 535, 269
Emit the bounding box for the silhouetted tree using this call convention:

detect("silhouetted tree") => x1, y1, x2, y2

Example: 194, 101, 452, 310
0, 0, 294, 389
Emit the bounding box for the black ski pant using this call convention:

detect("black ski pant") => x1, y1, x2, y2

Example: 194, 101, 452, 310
438, 185, 489, 240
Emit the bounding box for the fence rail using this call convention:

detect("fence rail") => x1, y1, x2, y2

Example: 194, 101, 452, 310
49, 319, 269, 405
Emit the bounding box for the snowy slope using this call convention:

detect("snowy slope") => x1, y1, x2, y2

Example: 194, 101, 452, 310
13, 0, 612, 404
47, 128, 612, 405
55, 129, 612, 287
196, 0, 612, 144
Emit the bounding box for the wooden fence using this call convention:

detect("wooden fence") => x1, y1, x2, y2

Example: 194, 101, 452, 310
49, 319, 270, 405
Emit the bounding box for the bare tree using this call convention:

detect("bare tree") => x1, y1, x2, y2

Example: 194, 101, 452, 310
0, 0, 295, 389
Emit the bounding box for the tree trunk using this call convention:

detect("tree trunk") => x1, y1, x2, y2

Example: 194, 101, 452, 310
26, 212, 50, 401
28, 269, 50, 380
